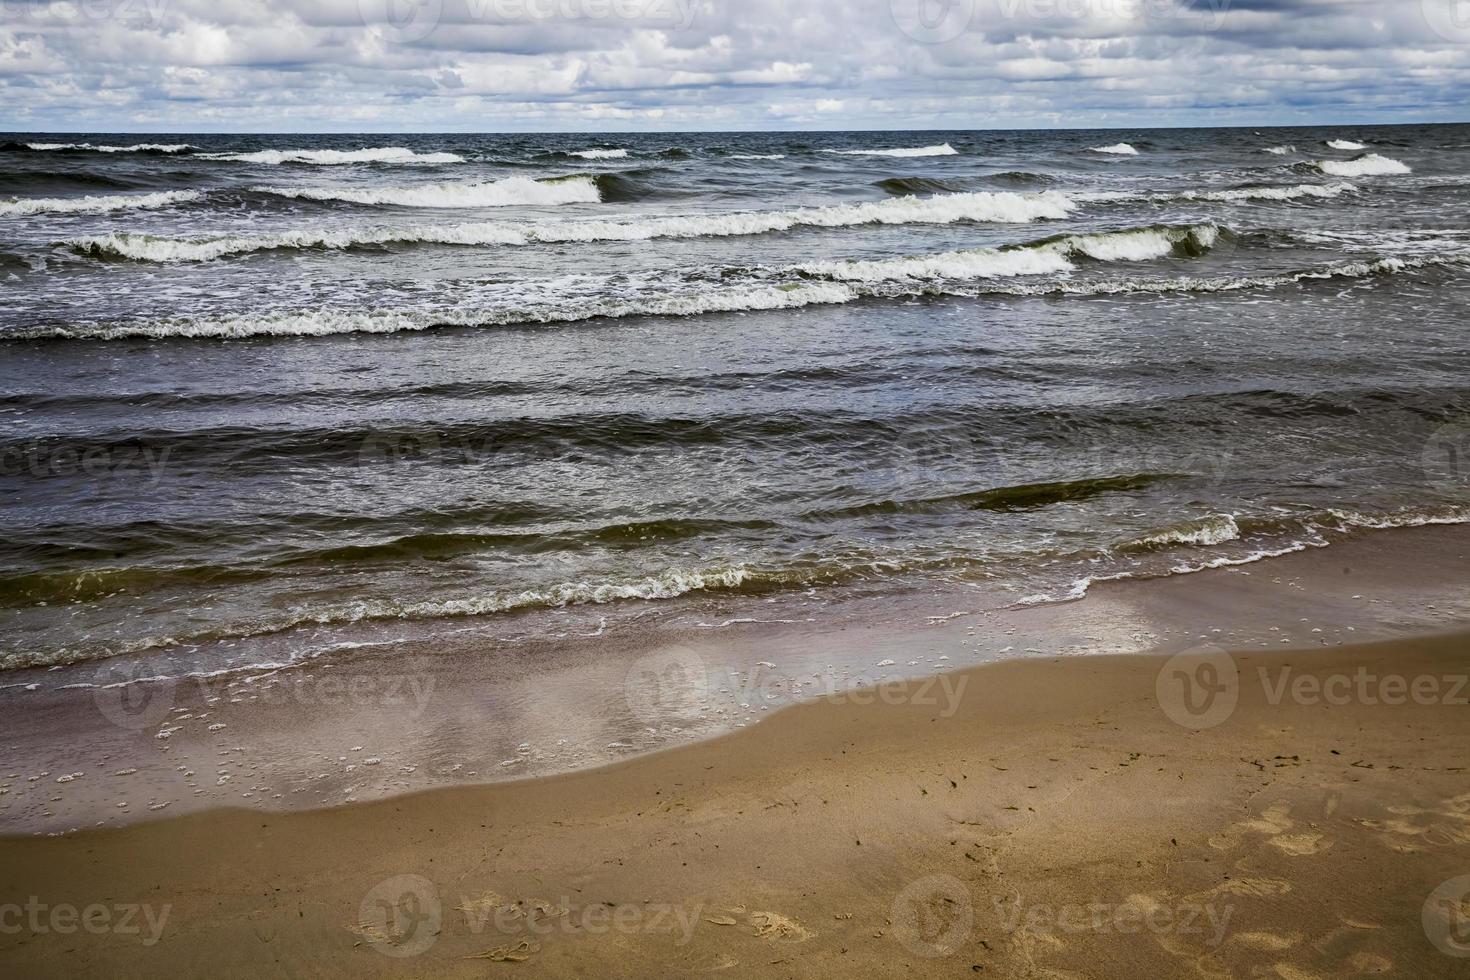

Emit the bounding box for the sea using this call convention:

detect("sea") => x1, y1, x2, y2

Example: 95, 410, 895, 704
3, 125, 1470, 688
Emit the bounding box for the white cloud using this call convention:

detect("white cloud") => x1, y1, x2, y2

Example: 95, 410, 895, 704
0, 0, 1466, 130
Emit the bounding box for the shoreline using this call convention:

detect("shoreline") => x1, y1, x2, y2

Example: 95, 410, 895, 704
2, 520, 1470, 836
3, 628, 1469, 976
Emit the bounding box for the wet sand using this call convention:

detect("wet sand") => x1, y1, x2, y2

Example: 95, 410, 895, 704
4, 522, 1470, 838
3, 622, 1470, 976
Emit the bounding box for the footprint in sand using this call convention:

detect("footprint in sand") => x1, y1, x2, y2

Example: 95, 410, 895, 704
1231, 931, 1302, 951
1268, 833, 1334, 856
1186, 876, 1294, 901
748, 911, 815, 942
1212, 803, 1338, 857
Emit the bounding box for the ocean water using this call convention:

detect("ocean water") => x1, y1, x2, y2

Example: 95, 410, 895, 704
2, 126, 1470, 681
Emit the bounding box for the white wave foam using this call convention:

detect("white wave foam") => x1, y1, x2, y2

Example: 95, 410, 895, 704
1323, 506, 1470, 531
69, 190, 1079, 262
569, 148, 628, 159
1264, 145, 1296, 155
1326, 139, 1367, 150
824, 143, 958, 157
1062, 223, 1219, 261
254, 176, 601, 208
1076, 183, 1354, 206
30, 251, 1470, 341
802, 223, 1218, 283
730, 154, 786, 160
0, 189, 202, 217
981, 254, 1470, 299
389, 567, 754, 619
1121, 515, 1242, 550
69, 224, 527, 263
1090, 143, 1139, 155
1165, 541, 1319, 575
25, 142, 195, 153
30, 283, 861, 339
1315, 153, 1410, 177
1179, 182, 1355, 203
805, 247, 1075, 282
1017, 538, 1314, 607
198, 147, 463, 165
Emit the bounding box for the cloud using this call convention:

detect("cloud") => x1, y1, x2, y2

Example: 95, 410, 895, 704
0, 0, 1466, 130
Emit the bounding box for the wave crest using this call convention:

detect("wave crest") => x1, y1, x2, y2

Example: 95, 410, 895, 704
0, 190, 202, 217
253, 176, 600, 208
198, 147, 463, 165
21, 142, 195, 154
17, 252, 1470, 341
1090, 143, 1140, 155
824, 143, 958, 158
67, 190, 1080, 262
1315, 153, 1410, 177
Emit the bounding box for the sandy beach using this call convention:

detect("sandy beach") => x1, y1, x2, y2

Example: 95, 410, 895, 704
3, 532, 1470, 977
7, 9, 1470, 979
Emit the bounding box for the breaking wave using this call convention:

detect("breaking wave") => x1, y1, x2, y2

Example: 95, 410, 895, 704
802, 223, 1221, 282
1114, 515, 1242, 552
1326, 139, 1368, 150
252, 176, 601, 208
1315, 153, 1410, 177
1081, 182, 1356, 205
824, 144, 958, 158
198, 147, 463, 165
19, 142, 196, 154
66, 190, 1081, 262
1090, 143, 1140, 155
569, 148, 628, 159
14, 251, 1469, 341
0, 189, 202, 217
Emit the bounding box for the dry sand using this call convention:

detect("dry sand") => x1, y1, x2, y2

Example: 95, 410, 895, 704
3, 628, 1469, 977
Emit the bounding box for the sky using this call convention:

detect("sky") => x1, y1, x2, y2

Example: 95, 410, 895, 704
1, 0, 1469, 132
